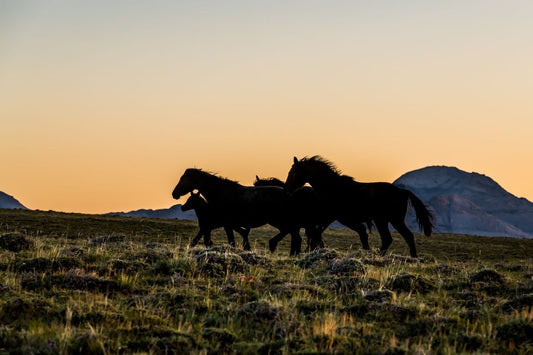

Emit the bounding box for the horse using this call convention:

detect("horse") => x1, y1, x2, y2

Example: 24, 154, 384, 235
253, 176, 330, 251
172, 168, 303, 255
181, 191, 251, 250
285, 156, 433, 257
254, 176, 373, 251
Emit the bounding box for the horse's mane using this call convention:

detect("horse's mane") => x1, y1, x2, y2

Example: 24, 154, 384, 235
299, 156, 342, 175
254, 176, 285, 187
186, 168, 241, 187
298, 156, 358, 182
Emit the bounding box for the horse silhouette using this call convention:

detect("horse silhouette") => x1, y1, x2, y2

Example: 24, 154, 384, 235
253, 176, 329, 251
254, 176, 373, 251
172, 168, 303, 255
285, 156, 433, 257
181, 191, 251, 249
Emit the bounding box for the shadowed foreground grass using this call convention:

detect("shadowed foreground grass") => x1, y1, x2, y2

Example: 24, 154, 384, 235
1, 209, 532, 354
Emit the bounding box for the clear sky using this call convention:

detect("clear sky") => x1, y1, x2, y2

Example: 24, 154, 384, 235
1, 1, 532, 214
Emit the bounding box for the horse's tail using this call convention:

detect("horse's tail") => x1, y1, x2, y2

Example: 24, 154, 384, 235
406, 190, 433, 236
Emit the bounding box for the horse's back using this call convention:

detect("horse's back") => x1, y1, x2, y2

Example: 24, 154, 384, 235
340, 181, 409, 217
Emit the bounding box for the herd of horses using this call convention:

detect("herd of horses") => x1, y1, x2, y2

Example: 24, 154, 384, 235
172, 156, 434, 257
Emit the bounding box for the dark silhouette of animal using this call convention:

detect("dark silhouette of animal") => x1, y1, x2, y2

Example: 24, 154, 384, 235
253, 176, 329, 251
254, 176, 373, 251
181, 191, 251, 249
285, 156, 433, 257
172, 168, 303, 255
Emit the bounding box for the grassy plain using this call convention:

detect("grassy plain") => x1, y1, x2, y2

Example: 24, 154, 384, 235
0, 209, 532, 354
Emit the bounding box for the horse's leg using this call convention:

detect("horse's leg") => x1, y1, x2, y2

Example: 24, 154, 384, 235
303, 227, 311, 252
341, 220, 370, 250
304, 226, 319, 251
236, 227, 251, 251
203, 230, 214, 247
354, 223, 370, 250
289, 230, 302, 256
391, 220, 417, 258
268, 231, 286, 253
306, 225, 325, 251
317, 225, 327, 248
375, 220, 393, 255
190, 230, 203, 247
223, 226, 236, 247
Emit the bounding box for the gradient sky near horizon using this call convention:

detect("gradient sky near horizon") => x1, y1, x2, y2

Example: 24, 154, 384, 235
1, 1, 532, 214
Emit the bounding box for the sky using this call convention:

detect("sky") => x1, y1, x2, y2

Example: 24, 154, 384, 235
1, 1, 532, 214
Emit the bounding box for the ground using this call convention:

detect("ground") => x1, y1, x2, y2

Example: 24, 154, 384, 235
0, 209, 532, 354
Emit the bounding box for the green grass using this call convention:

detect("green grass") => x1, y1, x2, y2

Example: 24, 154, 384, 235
1, 209, 532, 354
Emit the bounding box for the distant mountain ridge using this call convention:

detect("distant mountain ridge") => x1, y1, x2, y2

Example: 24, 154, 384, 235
0, 191, 27, 210
107, 204, 197, 220
394, 166, 533, 238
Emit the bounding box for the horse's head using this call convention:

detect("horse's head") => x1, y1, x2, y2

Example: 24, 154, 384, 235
254, 175, 285, 188
285, 156, 308, 193
172, 168, 202, 199
181, 191, 206, 211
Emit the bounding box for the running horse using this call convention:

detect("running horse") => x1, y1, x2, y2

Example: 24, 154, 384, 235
172, 168, 303, 255
181, 191, 251, 249
284, 156, 433, 257
254, 176, 374, 251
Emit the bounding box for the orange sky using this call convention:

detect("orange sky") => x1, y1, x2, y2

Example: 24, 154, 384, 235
1, 1, 532, 213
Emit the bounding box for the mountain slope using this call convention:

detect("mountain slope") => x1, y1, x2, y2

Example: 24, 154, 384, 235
0, 191, 27, 210
394, 166, 533, 238
107, 204, 197, 220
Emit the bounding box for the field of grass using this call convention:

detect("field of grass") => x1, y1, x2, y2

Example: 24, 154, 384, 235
1, 209, 532, 354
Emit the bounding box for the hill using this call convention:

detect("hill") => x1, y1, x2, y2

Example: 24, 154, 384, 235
107, 204, 197, 220
394, 166, 533, 238
0, 191, 27, 210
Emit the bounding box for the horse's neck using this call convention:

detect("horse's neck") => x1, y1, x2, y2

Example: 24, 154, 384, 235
310, 172, 359, 193
193, 203, 208, 216
198, 175, 240, 203
308, 171, 340, 192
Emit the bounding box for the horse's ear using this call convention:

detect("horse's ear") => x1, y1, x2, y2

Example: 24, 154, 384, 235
255, 175, 259, 180
293, 156, 299, 164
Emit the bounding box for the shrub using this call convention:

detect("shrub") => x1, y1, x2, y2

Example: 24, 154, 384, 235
501, 293, 533, 313
295, 249, 339, 269
238, 300, 281, 322
386, 273, 435, 294
496, 320, 533, 346
194, 250, 246, 277
329, 257, 365, 276
470, 268, 505, 285
364, 289, 394, 303
0, 233, 33, 252
15, 257, 83, 273
90, 234, 125, 246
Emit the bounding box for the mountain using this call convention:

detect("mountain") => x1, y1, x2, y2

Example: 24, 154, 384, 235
0, 191, 27, 210
394, 166, 533, 238
107, 204, 197, 220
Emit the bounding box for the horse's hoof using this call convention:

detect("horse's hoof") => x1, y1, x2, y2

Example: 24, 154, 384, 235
379, 249, 387, 256
243, 244, 251, 251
